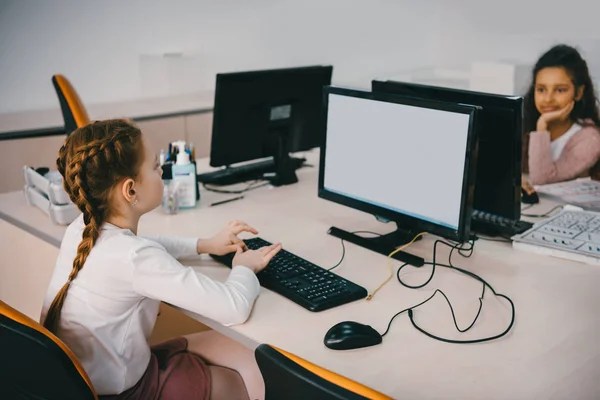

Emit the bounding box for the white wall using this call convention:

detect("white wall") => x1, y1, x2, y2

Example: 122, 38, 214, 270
431, 0, 600, 93
0, 0, 440, 114
2, 0, 600, 115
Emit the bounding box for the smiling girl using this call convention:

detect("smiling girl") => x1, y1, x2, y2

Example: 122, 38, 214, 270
522, 44, 600, 187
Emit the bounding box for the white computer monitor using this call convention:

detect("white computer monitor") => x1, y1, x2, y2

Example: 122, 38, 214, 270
318, 87, 479, 265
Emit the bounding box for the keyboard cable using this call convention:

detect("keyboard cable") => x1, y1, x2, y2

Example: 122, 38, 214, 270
367, 232, 428, 300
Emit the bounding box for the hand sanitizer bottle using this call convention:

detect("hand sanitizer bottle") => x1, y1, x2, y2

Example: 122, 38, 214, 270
170, 141, 197, 208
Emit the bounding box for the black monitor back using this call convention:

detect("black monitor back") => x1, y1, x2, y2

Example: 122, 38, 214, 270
372, 80, 523, 221
210, 66, 333, 168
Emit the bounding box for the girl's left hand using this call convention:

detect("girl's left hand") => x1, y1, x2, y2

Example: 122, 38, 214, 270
197, 220, 258, 255
522, 174, 535, 195
536, 101, 574, 131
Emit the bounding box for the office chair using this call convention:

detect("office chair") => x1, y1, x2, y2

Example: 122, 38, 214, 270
52, 74, 90, 135
0, 300, 98, 400
255, 344, 393, 400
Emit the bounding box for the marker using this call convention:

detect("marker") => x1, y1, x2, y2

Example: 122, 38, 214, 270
210, 195, 244, 207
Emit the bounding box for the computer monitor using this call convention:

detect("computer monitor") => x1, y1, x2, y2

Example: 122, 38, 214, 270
371, 80, 523, 222
319, 87, 479, 266
203, 65, 333, 186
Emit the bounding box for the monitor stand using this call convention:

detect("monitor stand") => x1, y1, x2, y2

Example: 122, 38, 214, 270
196, 157, 305, 186
263, 125, 299, 186
327, 223, 425, 267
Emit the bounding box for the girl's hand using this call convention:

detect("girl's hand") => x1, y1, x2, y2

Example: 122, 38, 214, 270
537, 101, 574, 132
232, 243, 282, 273
522, 174, 535, 195
197, 220, 258, 255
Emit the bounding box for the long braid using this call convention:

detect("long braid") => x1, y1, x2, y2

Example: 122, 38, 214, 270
43, 120, 143, 334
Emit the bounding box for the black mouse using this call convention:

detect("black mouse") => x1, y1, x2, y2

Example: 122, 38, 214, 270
324, 321, 382, 350
521, 187, 539, 204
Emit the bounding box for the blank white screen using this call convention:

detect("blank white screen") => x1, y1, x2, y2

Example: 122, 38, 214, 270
323, 93, 471, 230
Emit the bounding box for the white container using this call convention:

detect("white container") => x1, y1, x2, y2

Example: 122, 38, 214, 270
23, 185, 80, 225
171, 141, 197, 209
23, 166, 71, 205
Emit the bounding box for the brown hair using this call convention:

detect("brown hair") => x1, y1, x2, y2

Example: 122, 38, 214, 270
43, 119, 144, 334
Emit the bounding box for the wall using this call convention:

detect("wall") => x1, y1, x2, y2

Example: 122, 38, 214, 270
2, 1, 599, 116
430, 0, 600, 93
0, 0, 439, 114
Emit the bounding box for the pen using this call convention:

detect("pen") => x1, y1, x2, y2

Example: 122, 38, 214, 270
210, 195, 244, 207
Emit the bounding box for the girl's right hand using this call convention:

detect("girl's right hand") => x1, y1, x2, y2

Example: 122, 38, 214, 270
232, 243, 282, 274
537, 101, 574, 131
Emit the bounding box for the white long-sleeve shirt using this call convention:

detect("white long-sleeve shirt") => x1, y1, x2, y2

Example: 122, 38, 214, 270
41, 215, 260, 395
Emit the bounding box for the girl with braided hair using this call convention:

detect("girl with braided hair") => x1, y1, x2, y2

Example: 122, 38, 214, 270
42, 119, 281, 400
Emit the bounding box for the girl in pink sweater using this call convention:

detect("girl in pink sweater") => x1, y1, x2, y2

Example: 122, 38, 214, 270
522, 45, 600, 187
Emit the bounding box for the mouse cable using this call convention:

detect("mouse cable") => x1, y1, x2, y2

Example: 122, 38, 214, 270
380, 239, 515, 344
521, 205, 563, 218
328, 231, 383, 271
366, 232, 428, 301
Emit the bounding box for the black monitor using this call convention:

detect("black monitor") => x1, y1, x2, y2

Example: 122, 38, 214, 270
319, 87, 480, 266
372, 80, 523, 223
202, 65, 333, 186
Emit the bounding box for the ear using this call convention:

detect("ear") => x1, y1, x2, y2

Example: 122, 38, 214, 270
575, 85, 585, 101
120, 178, 137, 204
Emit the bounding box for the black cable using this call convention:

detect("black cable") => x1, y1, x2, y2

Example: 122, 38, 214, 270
394, 239, 474, 290
476, 235, 512, 243
328, 240, 346, 271
521, 205, 563, 218
380, 238, 515, 344
328, 231, 382, 271
381, 286, 485, 337
453, 239, 475, 259
521, 203, 534, 211
408, 294, 515, 344
202, 180, 269, 194
381, 288, 441, 337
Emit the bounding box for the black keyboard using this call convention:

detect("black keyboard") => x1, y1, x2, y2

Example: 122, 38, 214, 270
471, 210, 533, 237
198, 157, 305, 186
210, 237, 368, 312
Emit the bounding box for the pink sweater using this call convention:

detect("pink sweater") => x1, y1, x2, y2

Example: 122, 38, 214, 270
528, 124, 600, 185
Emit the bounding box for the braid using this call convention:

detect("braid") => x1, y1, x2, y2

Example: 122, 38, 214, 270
44, 120, 143, 334
44, 143, 106, 333
57, 142, 71, 197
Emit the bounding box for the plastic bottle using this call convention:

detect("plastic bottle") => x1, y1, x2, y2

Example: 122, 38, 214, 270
170, 141, 197, 208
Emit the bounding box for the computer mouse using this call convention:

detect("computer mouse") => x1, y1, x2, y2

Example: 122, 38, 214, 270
521, 187, 539, 204
324, 321, 382, 350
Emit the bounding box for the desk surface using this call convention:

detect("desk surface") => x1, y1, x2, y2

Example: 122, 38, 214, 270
1, 151, 599, 399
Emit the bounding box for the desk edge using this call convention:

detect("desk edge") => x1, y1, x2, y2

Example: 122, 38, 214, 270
0, 210, 61, 248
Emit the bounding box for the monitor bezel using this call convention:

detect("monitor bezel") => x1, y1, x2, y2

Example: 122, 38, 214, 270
318, 86, 480, 243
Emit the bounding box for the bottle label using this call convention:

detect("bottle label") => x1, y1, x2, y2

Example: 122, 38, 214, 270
174, 171, 196, 207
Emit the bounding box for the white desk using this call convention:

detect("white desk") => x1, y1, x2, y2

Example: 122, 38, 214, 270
1, 150, 599, 399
